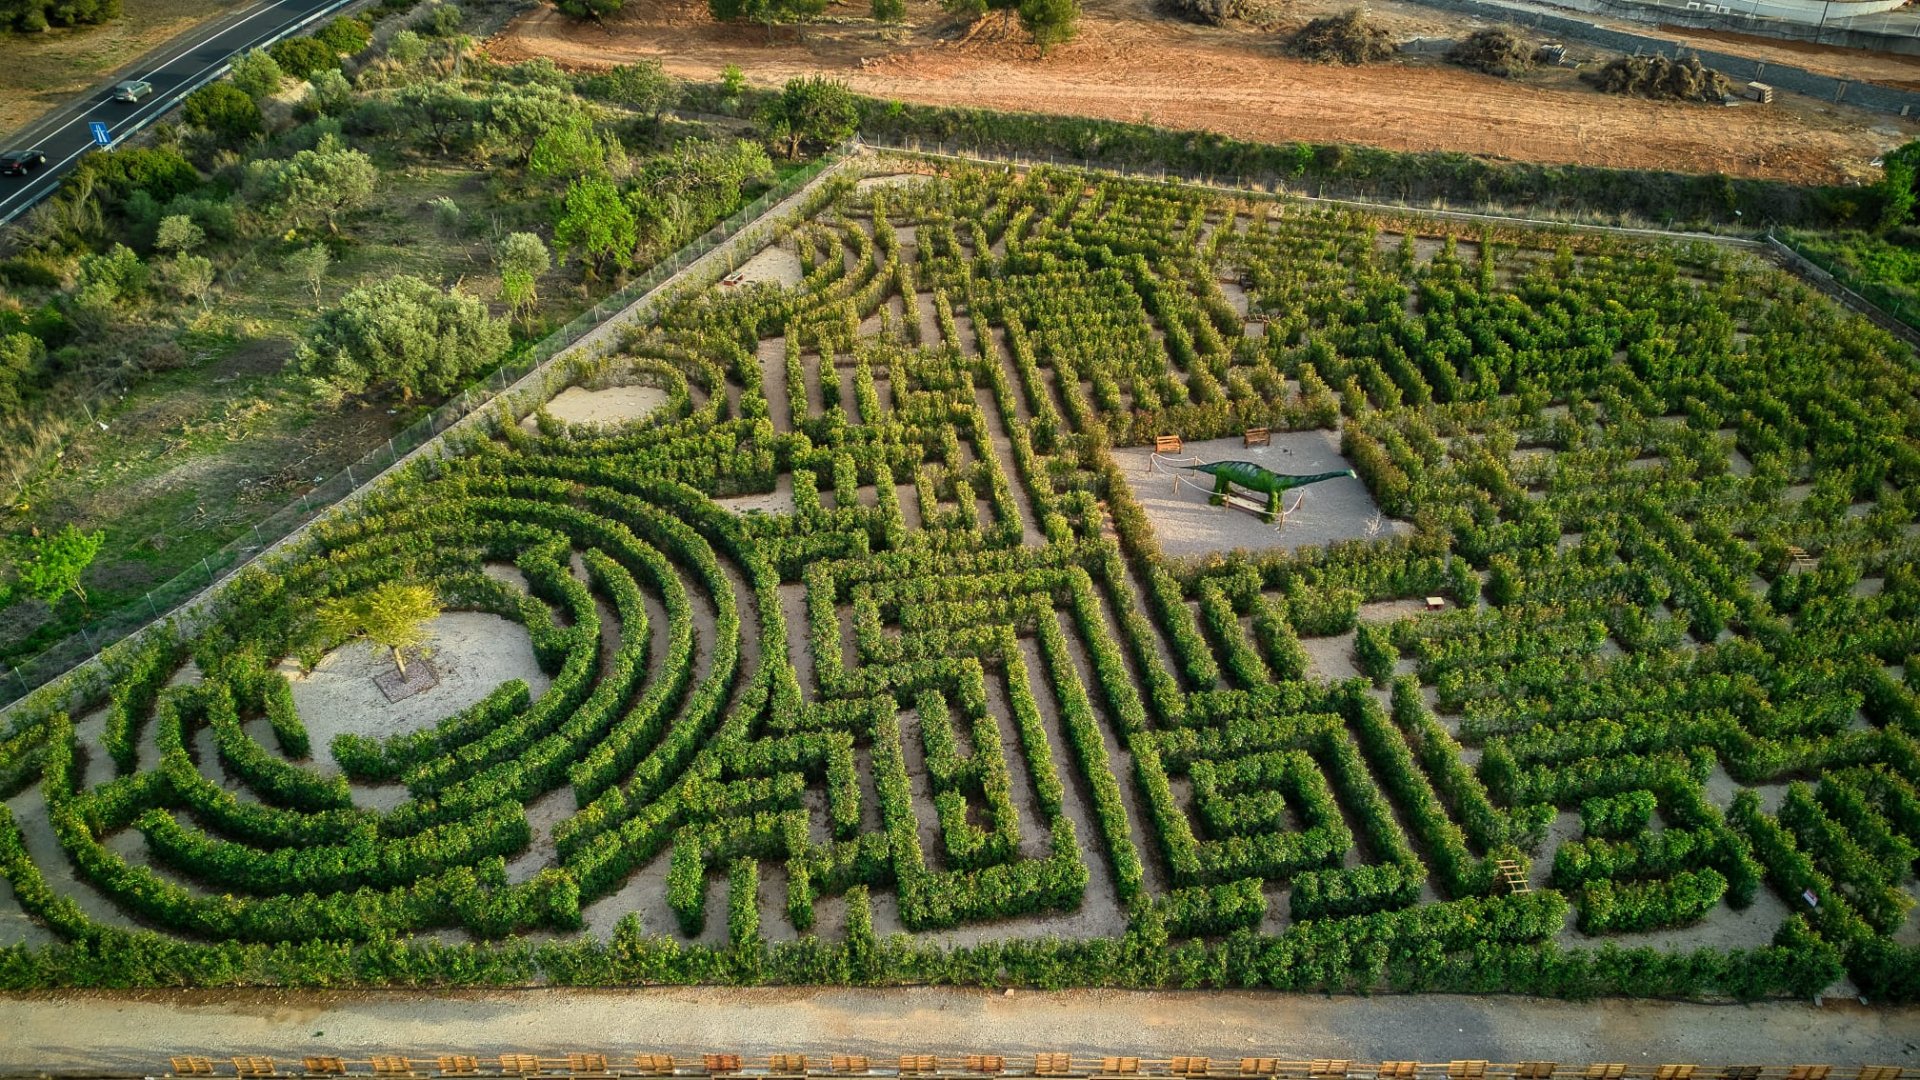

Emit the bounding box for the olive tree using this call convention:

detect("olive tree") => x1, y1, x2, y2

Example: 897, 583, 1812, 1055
497, 232, 551, 328
297, 275, 509, 401
249, 134, 376, 234
760, 76, 857, 160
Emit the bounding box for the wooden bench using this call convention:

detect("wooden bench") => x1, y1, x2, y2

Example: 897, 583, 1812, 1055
1243, 427, 1271, 448
1425, 596, 1446, 612
1155, 434, 1184, 454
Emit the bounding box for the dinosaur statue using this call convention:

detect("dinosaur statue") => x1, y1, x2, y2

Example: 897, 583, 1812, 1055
1183, 460, 1355, 523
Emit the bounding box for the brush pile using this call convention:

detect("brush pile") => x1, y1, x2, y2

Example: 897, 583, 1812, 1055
1447, 28, 1534, 77
1586, 54, 1734, 102
1287, 9, 1394, 64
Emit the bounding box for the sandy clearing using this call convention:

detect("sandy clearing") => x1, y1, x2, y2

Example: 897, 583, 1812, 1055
715, 473, 797, 515
1112, 433, 1406, 558
731, 244, 806, 287
288, 612, 551, 769
855, 173, 936, 193
524, 385, 670, 429
484, 0, 1914, 186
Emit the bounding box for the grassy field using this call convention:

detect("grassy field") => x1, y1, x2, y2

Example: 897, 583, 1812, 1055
0, 0, 241, 138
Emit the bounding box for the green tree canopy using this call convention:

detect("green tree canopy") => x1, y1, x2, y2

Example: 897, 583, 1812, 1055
229, 47, 285, 102
1018, 0, 1079, 53
759, 76, 857, 160
3, 524, 106, 608
497, 232, 551, 327
528, 114, 609, 184
710, 0, 827, 39
270, 36, 339, 80
312, 15, 372, 54
583, 61, 676, 117
248, 134, 376, 234
183, 83, 263, 146
316, 582, 442, 676
554, 174, 636, 275
297, 275, 509, 401
556, 0, 624, 17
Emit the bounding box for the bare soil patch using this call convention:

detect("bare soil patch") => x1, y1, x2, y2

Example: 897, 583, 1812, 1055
286, 611, 551, 770
524, 385, 670, 429
486, 0, 1914, 184
731, 244, 806, 287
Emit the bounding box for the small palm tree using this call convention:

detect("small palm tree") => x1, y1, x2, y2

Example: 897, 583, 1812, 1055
316, 583, 441, 677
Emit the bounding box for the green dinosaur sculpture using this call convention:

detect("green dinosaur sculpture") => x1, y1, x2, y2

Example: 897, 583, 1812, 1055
1183, 460, 1355, 523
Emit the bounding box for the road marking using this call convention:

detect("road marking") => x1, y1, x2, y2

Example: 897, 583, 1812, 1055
139, 0, 280, 81
0, 0, 356, 225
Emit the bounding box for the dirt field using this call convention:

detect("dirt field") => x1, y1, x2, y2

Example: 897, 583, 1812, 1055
486, 0, 1914, 185
2, 987, 1917, 1070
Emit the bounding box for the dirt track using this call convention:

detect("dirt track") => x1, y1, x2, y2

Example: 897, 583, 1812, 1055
2, 987, 1918, 1071
487, 0, 1914, 186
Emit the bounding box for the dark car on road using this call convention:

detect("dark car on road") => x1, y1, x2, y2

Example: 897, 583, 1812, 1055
0, 150, 47, 177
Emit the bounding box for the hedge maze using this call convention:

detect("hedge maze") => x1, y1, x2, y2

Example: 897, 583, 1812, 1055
2, 160, 1919, 998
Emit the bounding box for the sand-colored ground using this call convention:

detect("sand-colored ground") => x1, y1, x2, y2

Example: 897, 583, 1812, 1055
285, 611, 551, 769
486, 0, 1915, 185
731, 243, 807, 287
523, 385, 670, 429
2, 986, 1917, 1070
1112, 432, 1407, 558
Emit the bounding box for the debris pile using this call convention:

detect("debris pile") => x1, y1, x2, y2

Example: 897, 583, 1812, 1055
1287, 9, 1394, 65
1446, 28, 1534, 77
1585, 54, 1734, 103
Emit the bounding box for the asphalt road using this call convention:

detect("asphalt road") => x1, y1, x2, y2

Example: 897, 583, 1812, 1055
0, 0, 361, 229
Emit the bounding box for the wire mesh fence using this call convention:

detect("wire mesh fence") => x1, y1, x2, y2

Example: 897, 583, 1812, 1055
0, 145, 855, 717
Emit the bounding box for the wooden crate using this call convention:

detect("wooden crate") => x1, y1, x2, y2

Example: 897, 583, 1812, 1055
1155, 435, 1184, 454
171, 1058, 217, 1077
1243, 428, 1271, 448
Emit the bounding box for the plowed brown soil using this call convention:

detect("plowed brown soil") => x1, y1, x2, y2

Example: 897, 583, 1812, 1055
486, 0, 1915, 186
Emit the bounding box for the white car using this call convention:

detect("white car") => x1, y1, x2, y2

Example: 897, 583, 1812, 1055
112, 80, 154, 103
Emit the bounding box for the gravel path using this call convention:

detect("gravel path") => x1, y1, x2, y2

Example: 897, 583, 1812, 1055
0, 988, 1915, 1070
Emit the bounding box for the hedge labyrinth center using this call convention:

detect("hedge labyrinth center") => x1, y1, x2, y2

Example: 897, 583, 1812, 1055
4, 160, 1920, 997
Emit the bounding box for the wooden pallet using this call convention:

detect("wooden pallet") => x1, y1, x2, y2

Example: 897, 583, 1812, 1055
1496, 859, 1530, 894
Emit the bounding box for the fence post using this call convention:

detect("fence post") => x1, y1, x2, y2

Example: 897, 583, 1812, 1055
202, 558, 214, 584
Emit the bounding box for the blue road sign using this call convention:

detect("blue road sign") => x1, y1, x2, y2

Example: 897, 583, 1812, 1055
90, 122, 110, 147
